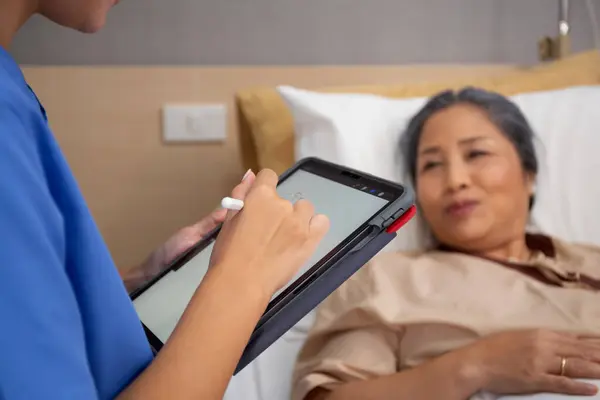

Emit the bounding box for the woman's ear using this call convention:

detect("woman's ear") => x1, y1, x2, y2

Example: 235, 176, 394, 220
524, 172, 537, 211
525, 172, 536, 208
525, 172, 536, 196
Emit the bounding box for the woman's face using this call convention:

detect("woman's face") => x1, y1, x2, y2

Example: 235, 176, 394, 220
415, 103, 534, 250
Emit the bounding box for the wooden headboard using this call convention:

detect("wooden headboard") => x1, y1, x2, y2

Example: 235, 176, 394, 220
234, 50, 600, 175
20, 63, 546, 269
233, 64, 520, 173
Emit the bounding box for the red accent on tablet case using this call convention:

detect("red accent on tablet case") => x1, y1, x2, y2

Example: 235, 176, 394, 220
386, 205, 417, 233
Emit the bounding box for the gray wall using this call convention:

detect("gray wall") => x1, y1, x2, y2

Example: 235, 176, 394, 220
10, 0, 600, 66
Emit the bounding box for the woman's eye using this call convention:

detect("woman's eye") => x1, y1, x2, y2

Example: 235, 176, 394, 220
421, 161, 441, 171
467, 150, 488, 159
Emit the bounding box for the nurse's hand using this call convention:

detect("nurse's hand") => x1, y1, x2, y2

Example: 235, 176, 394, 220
122, 170, 257, 292
209, 168, 330, 296
118, 169, 328, 400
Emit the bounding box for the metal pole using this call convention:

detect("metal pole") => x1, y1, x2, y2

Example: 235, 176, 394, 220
559, 0, 570, 36
558, 0, 570, 57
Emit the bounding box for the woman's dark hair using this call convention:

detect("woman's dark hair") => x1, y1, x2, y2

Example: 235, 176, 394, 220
400, 86, 538, 209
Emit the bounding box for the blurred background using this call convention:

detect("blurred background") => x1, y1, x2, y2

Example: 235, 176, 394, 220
12, 0, 600, 65
9, 0, 600, 270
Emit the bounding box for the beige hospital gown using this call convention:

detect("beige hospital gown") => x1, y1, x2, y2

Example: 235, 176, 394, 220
292, 234, 600, 400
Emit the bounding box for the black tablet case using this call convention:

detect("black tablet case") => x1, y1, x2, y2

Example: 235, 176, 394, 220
131, 157, 414, 375
234, 230, 397, 374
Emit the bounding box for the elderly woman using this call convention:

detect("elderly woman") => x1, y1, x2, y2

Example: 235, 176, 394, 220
292, 87, 600, 400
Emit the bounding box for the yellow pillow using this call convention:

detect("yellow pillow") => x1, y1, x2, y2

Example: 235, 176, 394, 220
236, 51, 600, 175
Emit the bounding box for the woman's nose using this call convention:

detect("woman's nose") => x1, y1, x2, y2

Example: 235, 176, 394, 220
445, 161, 470, 193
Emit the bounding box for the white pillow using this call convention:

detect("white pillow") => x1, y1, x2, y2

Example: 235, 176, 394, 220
511, 86, 600, 246
278, 84, 600, 249
278, 86, 433, 253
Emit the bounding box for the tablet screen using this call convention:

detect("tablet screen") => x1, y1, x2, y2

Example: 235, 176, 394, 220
133, 168, 392, 343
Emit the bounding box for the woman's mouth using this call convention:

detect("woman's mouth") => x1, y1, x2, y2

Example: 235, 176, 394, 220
444, 200, 479, 218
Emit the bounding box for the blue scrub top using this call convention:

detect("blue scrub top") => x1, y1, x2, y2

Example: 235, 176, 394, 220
0, 47, 153, 399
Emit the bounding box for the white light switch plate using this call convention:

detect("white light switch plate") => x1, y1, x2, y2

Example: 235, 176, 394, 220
162, 103, 227, 142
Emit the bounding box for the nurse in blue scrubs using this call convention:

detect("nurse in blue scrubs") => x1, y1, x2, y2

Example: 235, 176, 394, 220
0, 1, 329, 399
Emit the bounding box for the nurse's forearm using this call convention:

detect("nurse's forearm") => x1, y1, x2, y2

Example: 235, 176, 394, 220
314, 350, 484, 400
117, 261, 271, 400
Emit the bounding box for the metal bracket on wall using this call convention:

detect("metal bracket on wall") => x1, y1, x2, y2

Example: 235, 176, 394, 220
538, 0, 571, 61
538, 34, 570, 61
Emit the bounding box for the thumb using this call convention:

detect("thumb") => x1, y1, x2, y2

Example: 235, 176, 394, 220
192, 208, 227, 238
307, 214, 330, 248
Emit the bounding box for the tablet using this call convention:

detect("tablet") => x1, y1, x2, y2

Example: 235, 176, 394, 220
131, 157, 415, 374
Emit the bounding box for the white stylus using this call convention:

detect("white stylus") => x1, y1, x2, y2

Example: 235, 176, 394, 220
221, 196, 244, 211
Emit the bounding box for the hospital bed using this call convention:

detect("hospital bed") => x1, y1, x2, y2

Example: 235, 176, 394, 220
227, 49, 600, 400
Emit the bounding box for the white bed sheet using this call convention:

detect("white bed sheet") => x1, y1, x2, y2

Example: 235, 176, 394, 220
482, 383, 600, 400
